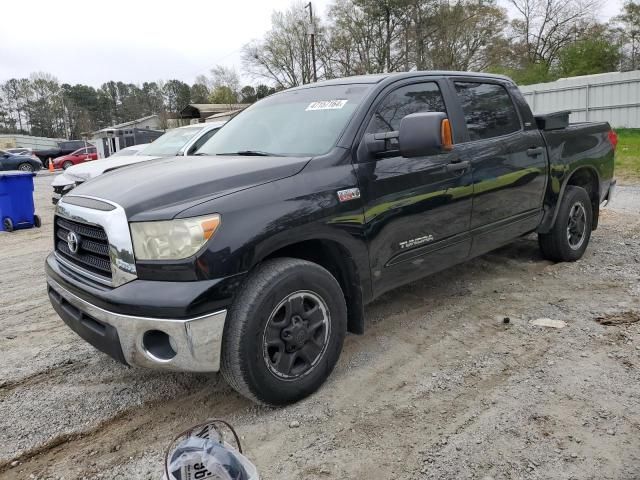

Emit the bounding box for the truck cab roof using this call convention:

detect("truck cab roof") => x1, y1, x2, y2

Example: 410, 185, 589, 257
286, 71, 514, 91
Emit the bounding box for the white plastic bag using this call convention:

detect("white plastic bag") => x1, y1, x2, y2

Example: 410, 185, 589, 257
164, 420, 259, 480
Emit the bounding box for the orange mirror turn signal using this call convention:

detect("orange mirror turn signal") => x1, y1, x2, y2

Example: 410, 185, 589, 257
441, 119, 453, 151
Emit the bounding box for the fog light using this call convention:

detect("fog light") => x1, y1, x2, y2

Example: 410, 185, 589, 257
142, 330, 177, 362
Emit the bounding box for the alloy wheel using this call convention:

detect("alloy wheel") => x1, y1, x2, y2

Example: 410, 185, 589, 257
262, 290, 331, 380
567, 202, 587, 250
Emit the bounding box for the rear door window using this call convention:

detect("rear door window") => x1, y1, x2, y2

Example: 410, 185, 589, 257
453, 82, 521, 141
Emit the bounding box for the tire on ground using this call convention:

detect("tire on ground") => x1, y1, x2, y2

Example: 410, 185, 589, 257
539, 185, 593, 262
221, 257, 347, 406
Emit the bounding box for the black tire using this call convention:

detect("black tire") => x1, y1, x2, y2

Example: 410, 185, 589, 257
539, 186, 592, 262
3, 217, 13, 232
33, 215, 41, 228
62, 161, 73, 170
221, 258, 347, 406
17, 163, 33, 172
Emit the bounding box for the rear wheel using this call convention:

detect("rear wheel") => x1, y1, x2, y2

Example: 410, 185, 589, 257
539, 186, 592, 262
62, 161, 73, 170
3, 218, 13, 232
17, 163, 33, 172
221, 258, 347, 406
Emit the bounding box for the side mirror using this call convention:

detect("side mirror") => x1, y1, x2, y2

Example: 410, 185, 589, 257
399, 112, 452, 158
1, 153, 9, 158
364, 112, 453, 158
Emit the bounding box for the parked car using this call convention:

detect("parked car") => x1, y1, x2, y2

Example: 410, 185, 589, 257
50, 122, 225, 203
51, 146, 98, 170
0, 150, 43, 172
108, 144, 147, 157
46, 71, 616, 406
34, 140, 91, 167
6, 147, 34, 157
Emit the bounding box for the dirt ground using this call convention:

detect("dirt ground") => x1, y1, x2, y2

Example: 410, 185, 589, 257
1, 174, 639, 480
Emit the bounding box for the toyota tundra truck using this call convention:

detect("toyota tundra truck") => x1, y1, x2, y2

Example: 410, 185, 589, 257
46, 71, 617, 406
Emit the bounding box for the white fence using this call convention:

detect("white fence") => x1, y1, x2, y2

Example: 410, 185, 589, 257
519, 70, 640, 128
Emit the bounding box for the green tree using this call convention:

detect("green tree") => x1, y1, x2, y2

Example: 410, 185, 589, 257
190, 83, 210, 103
557, 37, 621, 76
161, 79, 191, 113
209, 86, 238, 104
239, 85, 257, 103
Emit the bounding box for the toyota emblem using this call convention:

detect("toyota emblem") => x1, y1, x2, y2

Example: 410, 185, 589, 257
66, 231, 80, 254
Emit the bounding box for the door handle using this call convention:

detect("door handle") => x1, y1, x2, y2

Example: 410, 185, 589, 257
446, 160, 470, 173
526, 147, 544, 157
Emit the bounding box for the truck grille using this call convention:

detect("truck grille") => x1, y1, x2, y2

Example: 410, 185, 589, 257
54, 216, 112, 282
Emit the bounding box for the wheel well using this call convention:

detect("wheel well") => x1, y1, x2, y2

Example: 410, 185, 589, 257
566, 167, 600, 230
262, 240, 365, 335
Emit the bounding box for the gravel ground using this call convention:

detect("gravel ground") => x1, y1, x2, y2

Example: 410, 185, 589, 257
1, 175, 639, 480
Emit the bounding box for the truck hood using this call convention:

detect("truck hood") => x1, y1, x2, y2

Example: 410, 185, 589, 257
69, 155, 311, 221
64, 154, 160, 181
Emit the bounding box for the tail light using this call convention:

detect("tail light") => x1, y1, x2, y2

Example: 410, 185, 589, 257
608, 130, 618, 150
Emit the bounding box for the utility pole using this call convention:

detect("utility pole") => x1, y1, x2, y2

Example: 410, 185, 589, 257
305, 2, 318, 83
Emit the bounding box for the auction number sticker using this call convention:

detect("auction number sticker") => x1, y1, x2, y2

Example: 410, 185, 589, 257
306, 99, 348, 111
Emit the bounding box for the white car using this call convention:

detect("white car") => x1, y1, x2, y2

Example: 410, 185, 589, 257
107, 144, 147, 157
51, 122, 225, 204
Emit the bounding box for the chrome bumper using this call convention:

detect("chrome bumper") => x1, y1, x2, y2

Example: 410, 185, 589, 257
47, 276, 227, 372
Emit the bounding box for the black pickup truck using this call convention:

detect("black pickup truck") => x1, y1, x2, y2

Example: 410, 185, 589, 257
46, 71, 616, 405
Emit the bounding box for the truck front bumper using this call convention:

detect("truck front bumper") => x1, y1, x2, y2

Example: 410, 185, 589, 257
47, 275, 227, 372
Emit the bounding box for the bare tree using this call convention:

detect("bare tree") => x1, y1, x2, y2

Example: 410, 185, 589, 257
507, 0, 602, 68
612, 0, 640, 70
242, 3, 319, 88
416, 0, 508, 71
327, 0, 410, 75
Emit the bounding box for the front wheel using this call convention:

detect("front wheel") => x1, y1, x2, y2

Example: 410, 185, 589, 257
221, 258, 347, 406
17, 163, 34, 172
539, 185, 592, 262
62, 161, 73, 170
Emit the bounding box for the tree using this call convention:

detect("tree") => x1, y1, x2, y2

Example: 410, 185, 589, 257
209, 86, 238, 104
507, 0, 601, 71
161, 79, 191, 113
416, 0, 508, 71
255, 84, 276, 100
242, 3, 321, 87
557, 35, 621, 76
326, 0, 410, 76
190, 83, 210, 103
239, 85, 257, 103
613, 1, 640, 70
210, 65, 240, 94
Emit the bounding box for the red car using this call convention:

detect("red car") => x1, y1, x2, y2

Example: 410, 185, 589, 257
52, 146, 98, 170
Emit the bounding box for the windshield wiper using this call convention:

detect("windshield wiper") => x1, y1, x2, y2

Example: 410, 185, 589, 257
215, 150, 282, 157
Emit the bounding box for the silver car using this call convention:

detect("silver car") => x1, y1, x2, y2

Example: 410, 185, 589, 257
51, 122, 225, 204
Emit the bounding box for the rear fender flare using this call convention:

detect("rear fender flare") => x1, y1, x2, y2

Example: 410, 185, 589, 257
538, 165, 601, 233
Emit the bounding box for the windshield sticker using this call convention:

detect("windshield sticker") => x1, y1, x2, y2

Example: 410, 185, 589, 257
306, 99, 348, 111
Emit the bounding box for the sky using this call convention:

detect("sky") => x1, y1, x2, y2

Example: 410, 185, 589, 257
0, 0, 624, 88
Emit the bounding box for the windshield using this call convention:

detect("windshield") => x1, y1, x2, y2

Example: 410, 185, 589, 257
138, 126, 204, 156
196, 84, 371, 157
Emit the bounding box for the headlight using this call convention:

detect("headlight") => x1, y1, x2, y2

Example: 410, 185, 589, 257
130, 214, 221, 261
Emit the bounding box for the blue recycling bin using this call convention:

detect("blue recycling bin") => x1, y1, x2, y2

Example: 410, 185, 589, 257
0, 171, 40, 232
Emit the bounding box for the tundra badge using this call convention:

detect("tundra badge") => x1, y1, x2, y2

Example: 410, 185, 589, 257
337, 188, 361, 202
